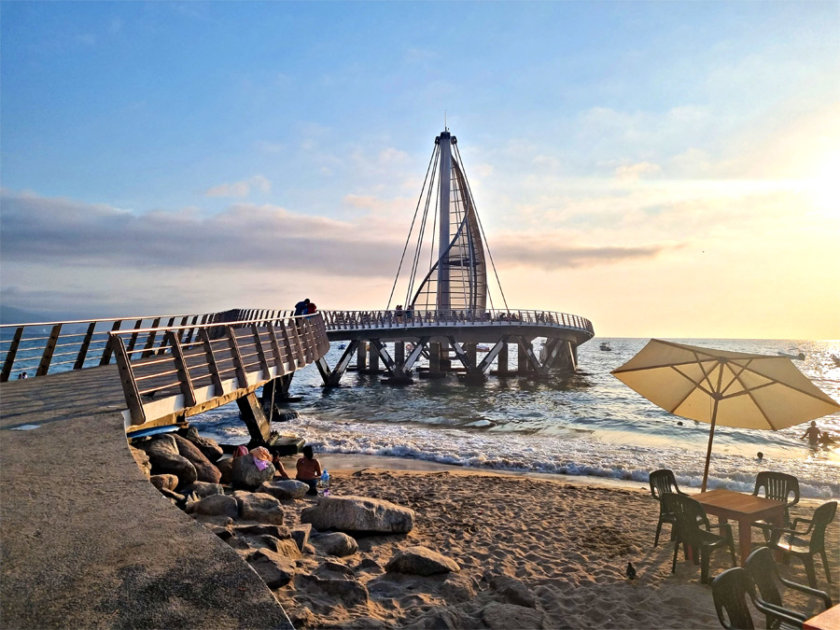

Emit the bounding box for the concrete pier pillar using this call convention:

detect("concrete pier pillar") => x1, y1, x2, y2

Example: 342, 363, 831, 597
497, 343, 510, 375
518, 340, 532, 375
237, 392, 271, 446
357, 342, 367, 372
429, 342, 443, 377
368, 342, 379, 374
395, 341, 405, 365
465, 343, 477, 369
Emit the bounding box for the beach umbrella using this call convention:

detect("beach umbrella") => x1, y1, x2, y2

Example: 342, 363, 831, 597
611, 339, 840, 491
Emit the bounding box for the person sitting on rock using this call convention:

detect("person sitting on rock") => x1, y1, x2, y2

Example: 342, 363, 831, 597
272, 454, 291, 480
296, 445, 322, 496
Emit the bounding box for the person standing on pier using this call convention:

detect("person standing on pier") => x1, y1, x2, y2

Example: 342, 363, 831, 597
294, 298, 310, 316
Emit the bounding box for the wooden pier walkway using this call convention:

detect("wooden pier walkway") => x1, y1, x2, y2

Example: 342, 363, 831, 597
0, 311, 332, 629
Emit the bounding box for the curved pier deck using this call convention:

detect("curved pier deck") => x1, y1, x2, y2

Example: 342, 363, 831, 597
0, 369, 294, 629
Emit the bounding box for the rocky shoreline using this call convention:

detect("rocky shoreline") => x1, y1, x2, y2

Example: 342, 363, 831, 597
129, 428, 839, 629
129, 429, 471, 628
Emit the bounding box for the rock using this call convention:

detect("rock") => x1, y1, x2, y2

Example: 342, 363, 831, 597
185, 493, 238, 518
297, 574, 369, 606
172, 434, 222, 484
182, 426, 224, 462
259, 479, 310, 500
193, 514, 234, 537
480, 602, 544, 630
319, 561, 355, 577
385, 546, 460, 576
150, 474, 179, 491
142, 434, 179, 457
291, 524, 312, 552
234, 524, 290, 539
300, 495, 415, 534
356, 558, 383, 573
129, 446, 151, 476
232, 454, 275, 490
180, 481, 224, 498
216, 457, 234, 485
488, 574, 536, 608
311, 532, 359, 557
235, 491, 285, 525
247, 549, 295, 588
157, 487, 185, 505
145, 450, 197, 489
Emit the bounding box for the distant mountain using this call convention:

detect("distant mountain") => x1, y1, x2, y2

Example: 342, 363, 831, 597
0, 305, 51, 325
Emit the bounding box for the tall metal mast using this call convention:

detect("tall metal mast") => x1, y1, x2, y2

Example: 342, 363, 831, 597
437, 130, 452, 312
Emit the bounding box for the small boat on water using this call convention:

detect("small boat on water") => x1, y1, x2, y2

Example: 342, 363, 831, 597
600, 342, 612, 351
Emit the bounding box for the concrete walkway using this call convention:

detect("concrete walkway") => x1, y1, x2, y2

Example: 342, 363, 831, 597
0, 369, 293, 629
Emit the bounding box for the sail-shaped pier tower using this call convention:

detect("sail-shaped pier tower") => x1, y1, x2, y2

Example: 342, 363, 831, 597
316, 129, 595, 385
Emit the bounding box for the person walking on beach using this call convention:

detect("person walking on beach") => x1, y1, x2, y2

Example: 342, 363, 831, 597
296, 445, 323, 496
802, 421, 821, 448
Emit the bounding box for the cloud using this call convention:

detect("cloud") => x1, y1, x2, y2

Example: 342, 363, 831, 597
0, 191, 401, 276
614, 161, 661, 181
492, 237, 667, 270
204, 175, 272, 198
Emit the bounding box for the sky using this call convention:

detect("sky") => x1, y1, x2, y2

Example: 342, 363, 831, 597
1, 1, 838, 339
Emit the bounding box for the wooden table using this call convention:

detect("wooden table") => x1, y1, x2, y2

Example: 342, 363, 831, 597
694, 489, 785, 565
803, 604, 840, 630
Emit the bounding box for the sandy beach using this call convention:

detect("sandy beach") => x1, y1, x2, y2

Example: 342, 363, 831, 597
264, 462, 839, 629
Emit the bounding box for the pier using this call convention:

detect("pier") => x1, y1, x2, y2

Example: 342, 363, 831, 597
0, 128, 595, 628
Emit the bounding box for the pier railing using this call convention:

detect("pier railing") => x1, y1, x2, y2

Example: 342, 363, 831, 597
0, 308, 294, 383
322, 308, 594, 335
108, 313, 328, 429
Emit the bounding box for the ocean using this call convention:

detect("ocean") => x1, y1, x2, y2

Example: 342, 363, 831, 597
190, 338, 840, 499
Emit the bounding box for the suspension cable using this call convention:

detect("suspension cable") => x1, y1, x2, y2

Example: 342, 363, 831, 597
407, 144, 439, 307
386, 144, 438, 310
453, 142, 510, 311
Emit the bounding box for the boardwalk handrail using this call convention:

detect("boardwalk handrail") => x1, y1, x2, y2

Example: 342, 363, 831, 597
108, 313, 328, 430
0, 308, 294, 382
321, 308, 594, 336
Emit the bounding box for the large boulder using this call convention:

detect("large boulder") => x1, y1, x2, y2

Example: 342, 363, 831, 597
143, 451, 197, 489
235, 491, 285, 525
259, 479, 310, 500
385, 546, 460, 575
150, 474, 179, 491
185, 493, 239, 519
129, 446, 151, 477
135, 435, 197, 488
182, 426, 224, 462
247, 549, 295, 589
232, 454, 275, 490
180, 481, 224, 498
300, 496, 415, 534
172, 434, 222, 484
216, 457, 234, 485
311, 532, 359, 557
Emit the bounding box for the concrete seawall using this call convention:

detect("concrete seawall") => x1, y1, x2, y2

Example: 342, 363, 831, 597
0, 370, 293, 629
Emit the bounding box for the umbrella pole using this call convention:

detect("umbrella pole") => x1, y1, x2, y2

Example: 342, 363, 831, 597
701, 399, 719, 492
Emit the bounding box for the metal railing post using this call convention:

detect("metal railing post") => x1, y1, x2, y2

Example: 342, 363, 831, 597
100, 320, 122, 365
36, 324, 62, 377
1, 327, 24, 382
165, 331, 196, 407
109, 334, 146, 426
226, 327, 249, 388
198, 328, 224, 395
73, 322, 97, 370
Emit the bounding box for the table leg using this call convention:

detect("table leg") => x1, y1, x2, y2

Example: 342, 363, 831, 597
737, 517, 751, 565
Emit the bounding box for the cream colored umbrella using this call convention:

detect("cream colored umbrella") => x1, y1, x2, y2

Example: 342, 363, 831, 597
611, 339, 840, 491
